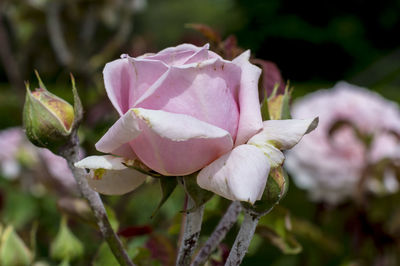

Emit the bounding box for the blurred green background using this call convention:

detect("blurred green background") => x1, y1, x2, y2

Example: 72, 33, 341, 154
1, 0, 400, 265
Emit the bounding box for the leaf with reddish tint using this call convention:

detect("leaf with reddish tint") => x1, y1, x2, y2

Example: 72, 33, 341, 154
146, 235, 176, 266
118, 225, 153, 238
221, 35, 244, 60
209, 243, 229, 266
252, 59, 285, 100
185, 23, 221, 44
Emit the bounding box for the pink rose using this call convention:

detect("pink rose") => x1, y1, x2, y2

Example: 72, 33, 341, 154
285, 82, 400, 204
76, 44, 317, 203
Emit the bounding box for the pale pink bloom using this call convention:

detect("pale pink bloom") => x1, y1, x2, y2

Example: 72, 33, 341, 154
0, 127, 76, 189
0, 127, 27, 179
38, 148, 77, 189
285, 82, 400, 204
76, 44, 317, 203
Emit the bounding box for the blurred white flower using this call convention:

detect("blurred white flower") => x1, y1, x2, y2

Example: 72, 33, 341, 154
285, 82, 400, 204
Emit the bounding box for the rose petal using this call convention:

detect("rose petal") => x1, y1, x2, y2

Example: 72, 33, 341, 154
183, 44, 212, 64
251, 143, 285, 168
96, 108, 234, 176
74, 155, 147, 195
248, 117, 319, 150
95, 110, 141, 155
141, 43, 208, 66
75, 155, 127, 170
110, 143, 138, 159
197, 144, 270, 204
232, 50, 263, 146
103, 57, 168, 115
134, 58, 241, 139
129, 108, 234, 176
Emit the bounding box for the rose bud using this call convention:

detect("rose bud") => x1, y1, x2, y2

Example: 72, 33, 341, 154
23, 72, 75, 153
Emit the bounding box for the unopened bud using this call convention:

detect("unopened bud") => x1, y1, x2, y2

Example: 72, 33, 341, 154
242, 167, 288, 215
23, 72, 76, 153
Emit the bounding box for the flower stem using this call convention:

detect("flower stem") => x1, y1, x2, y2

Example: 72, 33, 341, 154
191, 201, 241, 266
224, 209, 260, 266
60, 132, 134, 266
176, 196, 205, 266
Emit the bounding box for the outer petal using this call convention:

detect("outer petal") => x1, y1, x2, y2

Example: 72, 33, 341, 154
197, 145, 270, 204
129, 108, 233, 176
74, 155, 147, 195
252, 144, 285, 168
134, 58, 241, 139
110, 143, 137, 159
103, 57, 168, 115
96, 108, 234, 176
233, 50, 263, 146
142, 44, 209, 66
95, 110, 141, 155
248, 117, 319, 150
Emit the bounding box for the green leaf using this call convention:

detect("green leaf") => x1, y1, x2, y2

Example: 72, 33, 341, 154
260, 95, 270, 121
291, 217, 341, 253
257, 226, 302, 254
70, 74, 83, 129
93, 242, 119, 266
151, 178, 178, 218
257, 207, 302, 255
50, 217, 84, 262
181, 173, 214, 211
34, 70, 47, 90
30, 221, 38, 260
266, 83, 292, 120
58, 260, 70, 266
0, 225, 33, 266
105, 206, 119, 231
280, 85, 292, 120
2, 189, 38, 229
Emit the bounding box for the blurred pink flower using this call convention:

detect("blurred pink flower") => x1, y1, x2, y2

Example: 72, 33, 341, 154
38, 148, 77, 189
0, 128, 23, 178
285, 82, 400, 204
76, 43, 317, 203
0, 127, 76, 189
